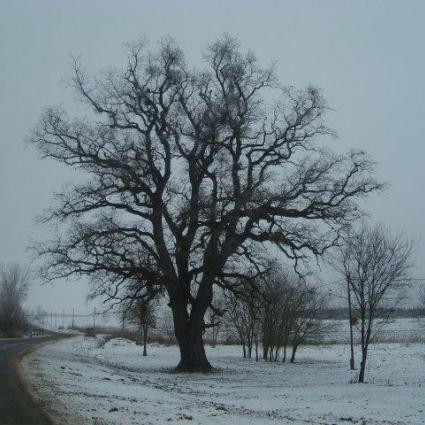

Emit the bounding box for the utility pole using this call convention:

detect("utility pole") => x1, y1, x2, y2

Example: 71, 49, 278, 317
93, 307, 96, 329
72, 308, 75, 329
62, 309, 65, 329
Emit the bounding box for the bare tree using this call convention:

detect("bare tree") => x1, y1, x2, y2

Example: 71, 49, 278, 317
259, 270, 325, 363
92, 271, 162, 356
261, 274, 290, 362
224, 289, 255, 358
0, 263, 30, 337
121, 296, 157, 356
337, 224, 413, 382
288, 285, 325, 363
31, 35, 381, 371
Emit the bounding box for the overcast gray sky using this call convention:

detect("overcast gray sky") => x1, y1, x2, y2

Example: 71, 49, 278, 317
1, 0, 424, 313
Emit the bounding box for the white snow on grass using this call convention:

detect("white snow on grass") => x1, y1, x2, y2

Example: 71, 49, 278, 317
22, 336, 425, 425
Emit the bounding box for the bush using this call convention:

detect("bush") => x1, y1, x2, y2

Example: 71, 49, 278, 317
84, 327, 97, 337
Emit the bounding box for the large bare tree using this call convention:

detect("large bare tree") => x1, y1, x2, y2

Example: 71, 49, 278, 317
31, 35, 381, 371
337, 223, 413, 382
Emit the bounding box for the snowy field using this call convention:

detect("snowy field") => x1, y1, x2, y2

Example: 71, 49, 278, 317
22, 336, 425, 425
320, 318, 425, 344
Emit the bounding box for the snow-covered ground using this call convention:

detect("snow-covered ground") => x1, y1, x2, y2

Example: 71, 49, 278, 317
22, 336, 425, 425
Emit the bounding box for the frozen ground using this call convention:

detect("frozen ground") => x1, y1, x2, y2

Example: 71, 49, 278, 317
22, 337, 425, 425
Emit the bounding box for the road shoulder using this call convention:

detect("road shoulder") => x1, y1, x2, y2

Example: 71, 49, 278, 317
19, 337, 86, 425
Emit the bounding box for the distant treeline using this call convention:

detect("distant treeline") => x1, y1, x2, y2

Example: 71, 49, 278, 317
318, 307, 425, 320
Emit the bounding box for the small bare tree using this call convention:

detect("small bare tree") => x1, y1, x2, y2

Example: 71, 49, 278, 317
102, 274, 162, 356
260, 271, 325, 363
224, 290, 255, 358
337, 224, 413, 382
261, 274, 291, 362
288, 285, 325, 363
0, 264, 30, 337
121, 297, 157, 356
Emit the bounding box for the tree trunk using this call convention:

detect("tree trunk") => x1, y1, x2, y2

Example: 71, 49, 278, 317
347, 278, 355, 370
242, 343, 246, 358
263, 345, 268, 360
268, 347, 274, 362
358, 348, 368, 383
290, 345, 297, 363
358, 309, 368, 383
142, 323, 148, 357
175, 322, 212, 371
172, 301, 212, 372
